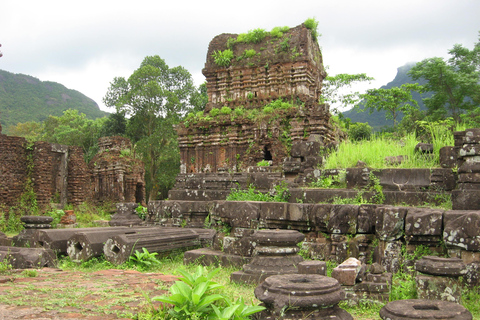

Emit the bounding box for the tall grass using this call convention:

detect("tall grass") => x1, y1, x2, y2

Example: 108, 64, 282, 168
323, 129, 456, 170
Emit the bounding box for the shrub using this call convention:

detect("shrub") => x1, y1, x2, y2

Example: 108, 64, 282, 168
257, 160, 270, 166
209, 108, 220, 117
234, 106, 246, 117
304, 17, 320, 39
237, 28, 267, 44
212, 49, 234, 67
243, 49, 257, 58
220, 106, 232, 115
348, 122, 372, 141
270, 26, 290, 38
263, 106, 274, 114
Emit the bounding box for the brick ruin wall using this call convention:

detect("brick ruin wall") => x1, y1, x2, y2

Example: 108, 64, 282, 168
202, 24, 326, 111
0, 134, 28, 207
177, 24, 335, 173
0, 133, 145, 210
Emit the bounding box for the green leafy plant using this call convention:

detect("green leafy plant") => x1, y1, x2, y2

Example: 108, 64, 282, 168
220, 106, 232, 115
153, 266, 225, 319
135, 205, 148, 220
209, 108, 220, 117
304, 17, 320, 40
129, 248, 160, 270
236, 28, 267, 44
256, 160, 270, 167
0, 258, 12, 274
153, 266, 264, 320
213, 49, 234, 67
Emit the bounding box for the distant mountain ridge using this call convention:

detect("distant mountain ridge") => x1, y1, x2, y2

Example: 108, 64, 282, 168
0, 69, 108, 133
342, 63, 427, 130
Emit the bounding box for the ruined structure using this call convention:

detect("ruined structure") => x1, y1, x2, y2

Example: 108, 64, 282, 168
0, 130, 145, 209
89, 136, 145, 204
175, 23, 335, 173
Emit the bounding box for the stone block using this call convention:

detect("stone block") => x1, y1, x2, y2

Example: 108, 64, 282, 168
183, 248, 250, 268
415, 256, 466, 277
430, 168, 456, 191
376, 168, 431, 191
443, 210, 480, 251
375, 206, 407, 241
416, 274, 463, 303
328, 205, 358, 234
109, 202, 143, 227
357, 204, 377, 234
415, 143, 433, 153
290, 141, 321, 158
0, 246, 56, 269
380, 299, 472, 320
214, 200, 260, 228
311, 203, 333, 232
331, 257, 362, 286
405, 208, 443, 236
440, 146, 458, 168
298, 260, 326, 275
346, 167, 370, 189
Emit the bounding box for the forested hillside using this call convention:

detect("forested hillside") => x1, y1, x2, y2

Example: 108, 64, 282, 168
0, 69, 107, 132
342, 63, 427, 130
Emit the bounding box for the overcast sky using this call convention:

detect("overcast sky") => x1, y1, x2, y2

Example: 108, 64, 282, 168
1, 0, 479, 112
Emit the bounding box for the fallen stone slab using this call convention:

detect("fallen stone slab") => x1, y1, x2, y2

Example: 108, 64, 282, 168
183, 247, 250, 268
415, 256, 466, 277
104, 228, 200, 265
34, 227, 128, 254
0, 246, 56, 269
66, 226, 167, 262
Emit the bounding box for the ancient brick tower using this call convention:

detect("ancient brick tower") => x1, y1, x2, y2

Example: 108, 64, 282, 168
176, 23, 335, 173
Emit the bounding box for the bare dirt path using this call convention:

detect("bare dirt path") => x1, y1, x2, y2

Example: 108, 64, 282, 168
0, 268, 177, 320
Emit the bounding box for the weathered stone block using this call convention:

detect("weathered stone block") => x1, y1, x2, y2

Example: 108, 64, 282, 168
405, 208, 443, 237
440, 146, 458, 168
416, 274, 463, 303
379, 299, 472, 320
415, 143, 433, 153
346, 167, 370, 189
443, 210, 480, 251
328, 204, 358, 234
415, 256, 466, 277
290, 141, 322, 158
375, 169, 431, 191
357, 204, 377, 234
375, 206, 407, 241
298, 260, 326, 275
183, 248, 250, 268
214, 201, 260, 228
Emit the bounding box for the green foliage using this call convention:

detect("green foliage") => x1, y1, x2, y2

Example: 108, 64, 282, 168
220, 106, 232, 115
409, 33, 480, 123
361, 83, 423, 128
303, 18, 320, 40
209, 108, 220, 117
236, 28, 268, 44
321, 73, 374, 113
153, 266, 257, 320
348, 122, 372, 141
256, 160, 270, 167
309, 170, 346, 189
0, 258, 12, 274
128, 248, 161, 270
226, 182, 290, 203
135, 204, 148, 220
0, 69, 107, 133
213, 49, 235, 67
270, 26, 290, 38
21, 269, 38, 277
390, 272, 417, 301
104, 55, 197, 200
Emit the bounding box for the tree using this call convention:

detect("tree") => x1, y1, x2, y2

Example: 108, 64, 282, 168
360, 83, 422, 128
103, 55, 197, 200
321, 73, 374, 113
408, 32, 480, 123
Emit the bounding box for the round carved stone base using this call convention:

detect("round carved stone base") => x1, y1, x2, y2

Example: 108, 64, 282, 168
379, 299, 472, 320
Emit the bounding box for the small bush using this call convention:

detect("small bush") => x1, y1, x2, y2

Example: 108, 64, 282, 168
234, 106, 246, 117
263, 106, 274, 114
243, 49, 257, 58
348, 122, 372, 141
304, 17, 320, 39
270, 26, 290, 38
220, 106, 232, 115
209, 108, 220, 117
257, 160, 270, 166
237, 28, 267, 44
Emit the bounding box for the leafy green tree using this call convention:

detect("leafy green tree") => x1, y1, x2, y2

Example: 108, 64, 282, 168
103, 55, 197, 200
360, 83, 422, 128
408, 33, 480, 123
321, 73, 374, 113
41, 109, 106, 161
100, 110, 127, 137
7, 121, 43, 142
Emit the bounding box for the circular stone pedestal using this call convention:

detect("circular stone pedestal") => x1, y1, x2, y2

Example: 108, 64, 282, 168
379, 299, 472, 320
231, 229, 305, 284
415, 256, 466, 276
255, 274, 353, 320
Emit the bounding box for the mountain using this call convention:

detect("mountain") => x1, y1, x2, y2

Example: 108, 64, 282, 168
342, 63, 428, 130
0, 69, 108, 133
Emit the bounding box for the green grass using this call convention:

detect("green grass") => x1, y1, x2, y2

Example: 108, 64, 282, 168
324, 132, 449, 169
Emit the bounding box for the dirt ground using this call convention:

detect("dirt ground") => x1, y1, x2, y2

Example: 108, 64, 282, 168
0, 268, 177, 320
